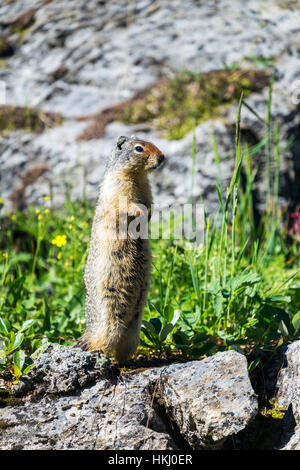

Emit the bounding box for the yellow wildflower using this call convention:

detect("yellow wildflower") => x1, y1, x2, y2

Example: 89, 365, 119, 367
44, 209, 49, 215
51, 234, 67, 247
82, 221, 87, 228
44, 196, 50, 202
0, 197, 4, 204
68, 224, 73, 229
38, 214, 43, 220
35, 208, 40, 214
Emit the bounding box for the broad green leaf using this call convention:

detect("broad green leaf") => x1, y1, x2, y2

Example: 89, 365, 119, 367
149, 318, 162, 335
12, 364, 21, 383
14, 350, 26, 371
160, 323, 174, 342
0, 317, 11, 335
292, 311, 300, 331
171, 309, 181, 326
7, 332, 24, 354
19, 319, 35, 333
142, 320, 159, 337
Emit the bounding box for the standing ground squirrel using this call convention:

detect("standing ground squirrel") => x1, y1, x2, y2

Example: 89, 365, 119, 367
76, 136, 165, 363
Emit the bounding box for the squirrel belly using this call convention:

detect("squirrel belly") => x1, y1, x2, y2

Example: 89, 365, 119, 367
82, 233, 152, 363
76, 136, 165, 363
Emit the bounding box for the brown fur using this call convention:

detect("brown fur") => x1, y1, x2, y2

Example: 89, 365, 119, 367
77, 136, 164, 363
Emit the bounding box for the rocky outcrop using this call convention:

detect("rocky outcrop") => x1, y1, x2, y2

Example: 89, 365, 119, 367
276, 341, 300, 450
0, 346, 258, 450
0, 0, 299, 213
1, 342, 299, 450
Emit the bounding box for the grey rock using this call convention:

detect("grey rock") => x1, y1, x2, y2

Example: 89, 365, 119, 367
0, 0, 299, 214
275, 341, 300, 450
12, 345, 111, 398
153, 351, 258, 449
0, 347, 258, 450
276, 341, 300, 418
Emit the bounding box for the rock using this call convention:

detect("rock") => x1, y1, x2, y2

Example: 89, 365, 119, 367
275, 341, 300, 450
0, 346, 258, 450
0, 0, 300, 213
152, 351, 258, 449
12, 344, 111, 398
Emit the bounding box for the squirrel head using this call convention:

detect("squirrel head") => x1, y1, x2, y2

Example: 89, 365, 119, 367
108, 136, 165, 174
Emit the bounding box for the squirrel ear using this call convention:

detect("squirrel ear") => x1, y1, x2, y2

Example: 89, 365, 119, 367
117, 136, 128, 149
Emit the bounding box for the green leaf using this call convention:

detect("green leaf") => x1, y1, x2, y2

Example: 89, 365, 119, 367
7, 332, 24, 354
160, 323, 174, 342
141, 327, 159, 346
19, 319, 35, 333
0, 317, 11, 335
14, 350, 26, 371
42, 298, 51, 332
192, 342, 216, 357
139, 338, 153, 349
292, 311, 300, 331
215, 294, 223, 317
231, 271, 261, 291
21, 296, 36, 310
279, 320, 289, 338
23, 363, 35, 375
6, 274, 26, 307
191, 333, 211, 344
248, 358, 260, 374
189, 259, 200, 304
149, 318, 162, 335
266, 295, 291, 304
0, 349, 6, 365
173, 330, 190, 347
171, 309, 181, 326
13, 364, 21, 381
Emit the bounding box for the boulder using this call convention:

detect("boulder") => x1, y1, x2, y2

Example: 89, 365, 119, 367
0, 346, 258, 450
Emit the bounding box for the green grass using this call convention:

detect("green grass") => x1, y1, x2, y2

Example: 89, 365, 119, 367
0, 94, 300, 383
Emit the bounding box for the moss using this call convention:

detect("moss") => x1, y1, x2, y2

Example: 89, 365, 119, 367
122, 69, 270, 140
78, 68, 270, 141
0, 105, 63, 134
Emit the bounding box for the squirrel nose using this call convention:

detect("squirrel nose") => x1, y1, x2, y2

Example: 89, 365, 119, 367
158, 154, 165, 164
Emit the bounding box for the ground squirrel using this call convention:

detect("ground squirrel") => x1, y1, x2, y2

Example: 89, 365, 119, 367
76, 135, 165, 363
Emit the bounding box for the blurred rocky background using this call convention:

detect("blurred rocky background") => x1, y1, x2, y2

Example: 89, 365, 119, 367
0, 0, 299, 214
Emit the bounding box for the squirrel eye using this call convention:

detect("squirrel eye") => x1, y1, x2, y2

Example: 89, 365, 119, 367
134, 145, 144, 153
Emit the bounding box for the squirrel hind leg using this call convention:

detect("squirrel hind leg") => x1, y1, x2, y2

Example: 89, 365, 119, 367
73, 333, 90, 350
114, 330, 140, 364
73, 332, 102, 352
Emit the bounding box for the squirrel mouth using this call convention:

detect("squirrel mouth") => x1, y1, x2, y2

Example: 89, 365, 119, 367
149, 155, 165, 170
